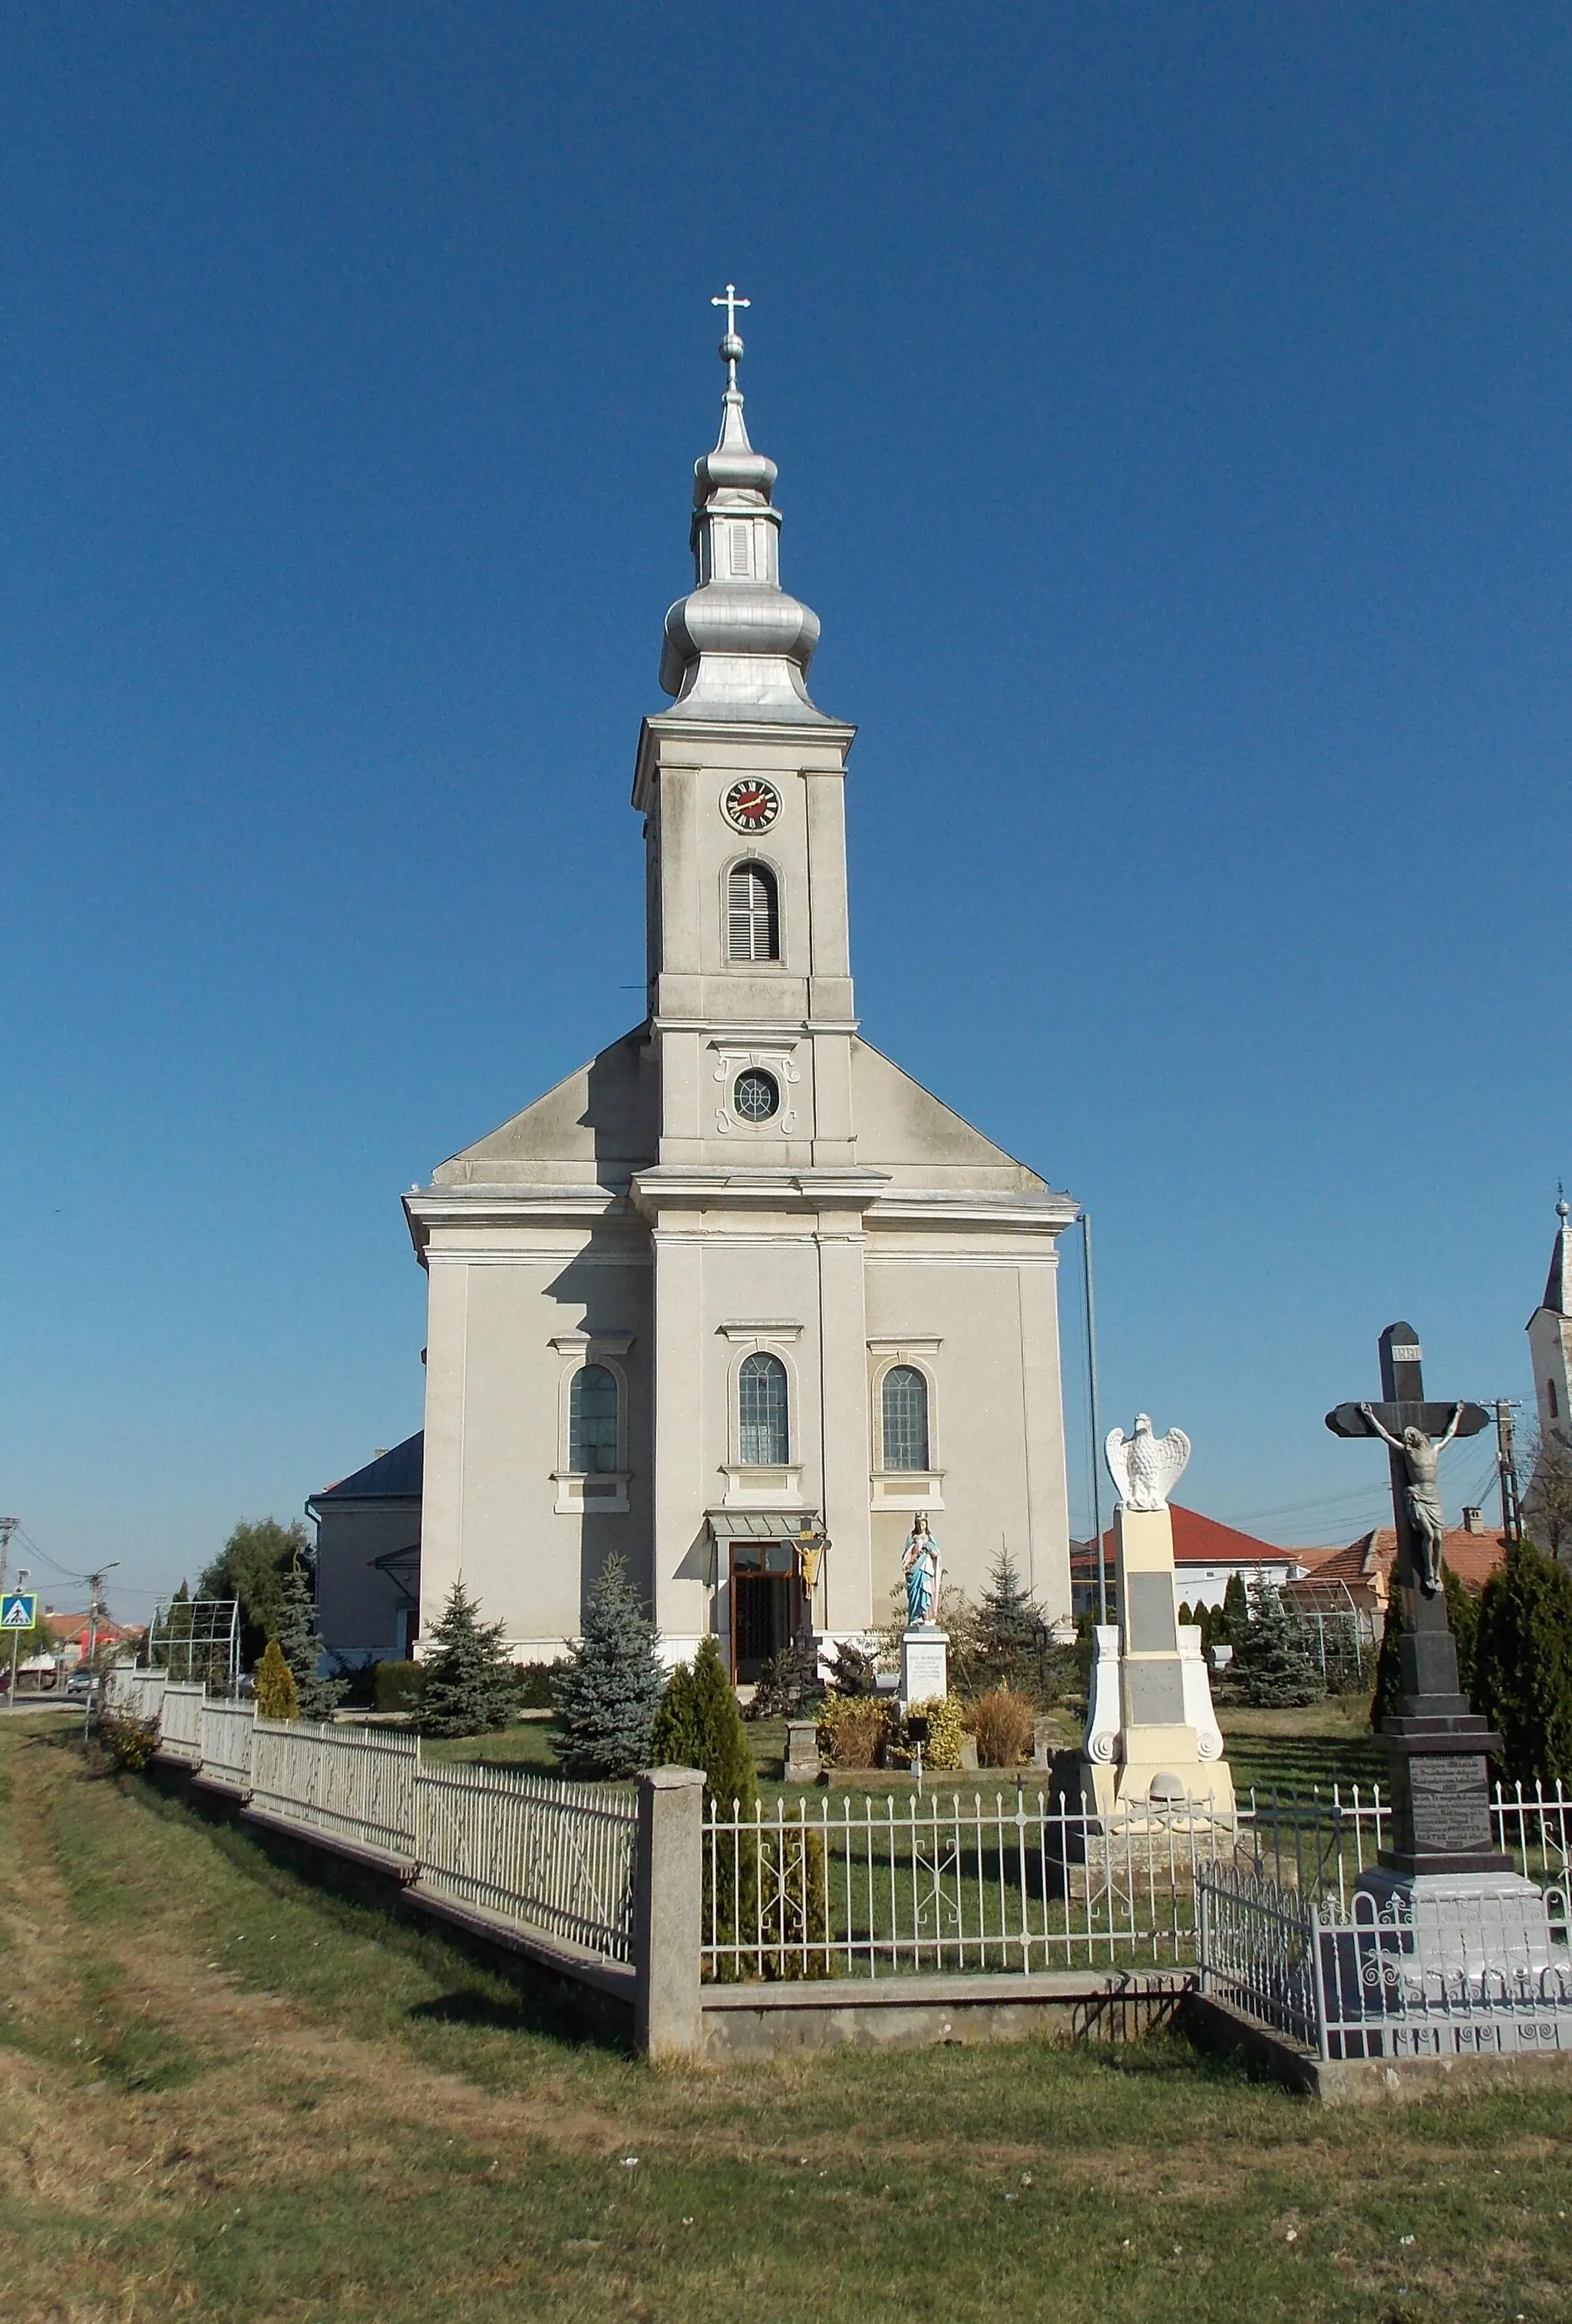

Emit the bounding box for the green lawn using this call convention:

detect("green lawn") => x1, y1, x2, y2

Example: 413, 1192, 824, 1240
2, 1713, 1570, 2321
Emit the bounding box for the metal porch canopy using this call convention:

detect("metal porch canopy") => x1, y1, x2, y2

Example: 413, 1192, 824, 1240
705, 1510, 822, 1539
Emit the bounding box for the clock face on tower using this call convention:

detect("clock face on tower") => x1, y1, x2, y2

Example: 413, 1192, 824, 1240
722, 779, 780, 833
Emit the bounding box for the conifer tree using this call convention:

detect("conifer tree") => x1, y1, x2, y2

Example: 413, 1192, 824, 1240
1442, 1562, 1479, 1703
273, 1560, 345, 1722
973, 1546, 1042, 1691
419, 1578, 516, 1739
1473, 1538, 1572, 1786
1230, 1579, 1323, 1707
652, 1635, 758, 1810
1220, 1572, 1250, 1651
551, 1556, 666, 1777
1370, 1590, 1403, 1730
254, 1638, 299, 1721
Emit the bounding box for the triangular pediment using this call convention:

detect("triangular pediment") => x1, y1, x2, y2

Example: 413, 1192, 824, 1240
433, 1026, 657, 1189
850, 1039, 1048, 1192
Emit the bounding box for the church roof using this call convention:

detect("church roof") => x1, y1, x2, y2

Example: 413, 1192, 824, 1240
309, 1432, 424, 1505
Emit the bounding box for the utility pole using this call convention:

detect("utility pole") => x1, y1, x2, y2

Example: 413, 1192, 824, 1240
0, 1517, 17, 1597
6, 1568, 30, 1709
1080, 1212, 1107, 1625
1494, 1400, 1523, 1549
81, 1565, 117, 1737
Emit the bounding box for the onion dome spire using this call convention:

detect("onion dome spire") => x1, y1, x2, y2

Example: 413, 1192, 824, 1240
657, 287, 827, 722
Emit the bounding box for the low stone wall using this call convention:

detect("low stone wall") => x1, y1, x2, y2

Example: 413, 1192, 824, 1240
702, 1970, 1191, 2058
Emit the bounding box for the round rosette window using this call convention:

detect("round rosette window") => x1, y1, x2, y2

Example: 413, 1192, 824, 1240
732, 1069, 780, 1123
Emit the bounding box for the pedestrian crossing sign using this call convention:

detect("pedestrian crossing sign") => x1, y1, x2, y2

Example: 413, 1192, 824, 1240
2, 1592, 38, 1629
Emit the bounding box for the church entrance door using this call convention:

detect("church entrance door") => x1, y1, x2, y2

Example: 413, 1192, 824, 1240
728, 1542, 804, 1684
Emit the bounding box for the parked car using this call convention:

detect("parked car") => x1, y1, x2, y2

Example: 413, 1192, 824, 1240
64, 1670, 97, 1701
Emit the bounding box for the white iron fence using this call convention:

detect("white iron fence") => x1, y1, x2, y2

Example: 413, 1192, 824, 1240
701, 1782, 1572, 1985
105, 1668, 167, 1724
155, 1681, 206, 1763
416, 1759, 639, 1962
116, 1682, 638, 1966
199, 1699, 259, 1791
1200, 1863, 1572, 2060
249, 1717, 418, 1860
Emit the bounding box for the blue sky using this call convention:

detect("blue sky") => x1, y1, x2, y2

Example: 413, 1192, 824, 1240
3, 3, 1568, 1620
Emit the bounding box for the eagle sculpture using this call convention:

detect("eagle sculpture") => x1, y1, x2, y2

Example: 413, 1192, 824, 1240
1105, 1413, 1191, 1511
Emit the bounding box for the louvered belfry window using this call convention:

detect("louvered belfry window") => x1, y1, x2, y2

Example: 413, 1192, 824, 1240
881, 1365, 930, 1473
728, 861, 779, 962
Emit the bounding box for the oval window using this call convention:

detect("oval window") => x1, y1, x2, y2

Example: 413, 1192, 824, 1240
734, 1069, 779, 1123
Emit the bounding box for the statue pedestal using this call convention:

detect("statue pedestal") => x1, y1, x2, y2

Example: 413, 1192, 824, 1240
1079, 1505, 1234, 1824
900, 1626, 948, 1708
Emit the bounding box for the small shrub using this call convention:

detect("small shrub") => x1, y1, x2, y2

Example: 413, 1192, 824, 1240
744, 1637, 822, 1721
255, 1639, 299, 1721
816, 1694, 890, 1769
552, 1557, 666, 1774
375, 1659, 425, 1715
513, 1658, 567, 1711
103, 1714, 159, 1770
893, 1694, 967, 1770
824, 1639, 879, 1698
969, 1685, 1036, 1767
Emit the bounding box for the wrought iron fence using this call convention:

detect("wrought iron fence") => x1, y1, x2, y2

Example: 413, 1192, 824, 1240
248, 1717, 418, 1860
156, 1681, 206, 1762
415, 1759, 639, 1962
1200, 1863, 1572, 2060
104, 1668, 167, 1724
702, 1786, 1250, 1982
198, 1698, 256, 1790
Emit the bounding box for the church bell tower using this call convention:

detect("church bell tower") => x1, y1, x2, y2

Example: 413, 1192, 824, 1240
632, 290, 860, 1170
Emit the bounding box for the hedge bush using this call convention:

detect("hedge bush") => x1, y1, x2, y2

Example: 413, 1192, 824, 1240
893, 1694, 967, 1770
816, 1694, 890, 1769
375, 1659, 425, 1714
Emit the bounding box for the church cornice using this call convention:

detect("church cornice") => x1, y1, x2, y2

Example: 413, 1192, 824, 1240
632, 714, 856, 810
630, 1165, 890, 1222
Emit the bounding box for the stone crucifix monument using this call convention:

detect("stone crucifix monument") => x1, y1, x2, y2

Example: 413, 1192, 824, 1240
1326, 1322, 1548, 1953
1079, 1414, 1233, 1822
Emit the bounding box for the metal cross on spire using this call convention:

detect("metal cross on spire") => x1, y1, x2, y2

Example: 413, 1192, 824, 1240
712, 282, 750, 389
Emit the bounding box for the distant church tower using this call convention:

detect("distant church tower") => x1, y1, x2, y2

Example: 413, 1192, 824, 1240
405, 302, 1077, 1676
1527, 1193, 1572, 1446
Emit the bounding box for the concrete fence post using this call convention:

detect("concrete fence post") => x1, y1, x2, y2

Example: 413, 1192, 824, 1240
633, 1766, 704, 2058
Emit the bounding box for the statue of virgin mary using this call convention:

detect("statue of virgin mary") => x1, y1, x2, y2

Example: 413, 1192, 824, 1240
901, 1512, 942, 1628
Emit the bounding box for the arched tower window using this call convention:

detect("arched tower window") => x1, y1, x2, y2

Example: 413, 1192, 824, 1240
881, 1365, 930, 1473
1551, 1378, 1560, 1421
569, 1364, 619, 1473
738, 1350, 789, 1465
728, 861, 779, 962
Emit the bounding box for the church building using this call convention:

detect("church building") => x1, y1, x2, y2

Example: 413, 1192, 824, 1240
404, 314, 1078, 1680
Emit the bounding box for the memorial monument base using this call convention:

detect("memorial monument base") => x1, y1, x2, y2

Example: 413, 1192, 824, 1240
900, 1625, 948, 1709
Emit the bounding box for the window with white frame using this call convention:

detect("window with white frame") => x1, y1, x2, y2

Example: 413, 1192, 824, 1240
738, 1350, 789, 1465
881, 1364, 930, 1473
568, 1363, 619, 1473
728, 861, 779, 962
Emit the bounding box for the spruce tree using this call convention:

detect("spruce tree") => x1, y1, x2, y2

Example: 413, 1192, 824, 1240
551, 1555, 666, 1777
419, 1578, 516, 1739
1473, 1538, 1572, 1787
273, 1560, 344, 1722
1230, 1579, 1323, 1708
973, 1547, 1042, 1691
254, 1638, 299, 1721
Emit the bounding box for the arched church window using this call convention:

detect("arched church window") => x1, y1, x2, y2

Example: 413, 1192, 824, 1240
881, 1365, 930, 1473
569, 1364, 620, 1473
738, 1350, 789, 1465
1551, 1378, 1560, 1421
728, 861, 780, 962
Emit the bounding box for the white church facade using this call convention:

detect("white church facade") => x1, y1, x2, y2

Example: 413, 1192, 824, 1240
404, 320, 1077, 1679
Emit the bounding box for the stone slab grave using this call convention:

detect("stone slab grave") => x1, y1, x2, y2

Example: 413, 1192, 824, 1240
1079, 1413, 1234, 1826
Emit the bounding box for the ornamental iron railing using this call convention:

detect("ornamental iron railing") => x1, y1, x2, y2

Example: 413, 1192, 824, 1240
414, 1757, 638, 1962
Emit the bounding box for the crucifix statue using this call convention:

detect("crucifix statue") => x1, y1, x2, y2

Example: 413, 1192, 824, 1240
1326, 1323, 1509, 1879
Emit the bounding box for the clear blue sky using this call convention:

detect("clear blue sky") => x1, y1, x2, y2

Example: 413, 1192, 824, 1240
4, 3, 1568, 1622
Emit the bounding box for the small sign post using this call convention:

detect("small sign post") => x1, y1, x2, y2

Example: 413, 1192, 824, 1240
2, 1591, 38, 1709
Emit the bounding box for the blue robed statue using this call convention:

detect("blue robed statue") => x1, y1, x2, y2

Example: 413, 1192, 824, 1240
901, 1512, 942, 1628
